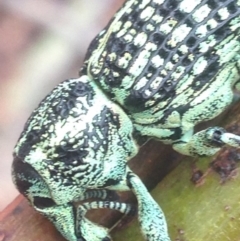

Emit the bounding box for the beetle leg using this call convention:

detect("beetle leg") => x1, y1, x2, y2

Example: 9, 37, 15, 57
73, 200, 136, 241
220, 132, 240, 147
75, 204, 111, 241
79, 189, 119, 202
126, 170, 170, 241
34, 201, 111, 241
173, 127, 240, 156
81, 200, 135, 216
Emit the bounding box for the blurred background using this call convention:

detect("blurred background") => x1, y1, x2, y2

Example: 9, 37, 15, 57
0, 0, 125, 211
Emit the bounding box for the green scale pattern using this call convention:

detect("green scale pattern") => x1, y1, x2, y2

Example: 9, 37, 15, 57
12, 1, 240, 241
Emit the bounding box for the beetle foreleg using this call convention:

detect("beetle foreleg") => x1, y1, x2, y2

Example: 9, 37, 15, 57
81, 200, 135, 216
76, 189, 119, 202
126, 170, 170, 241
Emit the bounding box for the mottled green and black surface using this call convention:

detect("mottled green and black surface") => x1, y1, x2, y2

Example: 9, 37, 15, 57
85, 0, 240, 152
12, 1, 240, 241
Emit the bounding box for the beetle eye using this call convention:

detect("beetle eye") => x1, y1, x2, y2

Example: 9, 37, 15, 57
33, 197, 56, 209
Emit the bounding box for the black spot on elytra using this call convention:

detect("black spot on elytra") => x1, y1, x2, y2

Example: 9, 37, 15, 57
163, 0, 179, 10
227, 2, 238, 14
147, 65, 156, 74
152, 33, 165, 45
182, 56, 192, 66
207, 0, 218, 9
111, 38, 125, 55
135, 20, 145, 30
126, 44, 139, 55
157, 48, 169, 59
214, 27, 231, 42
157, 8, 170, 17
129, 10, 139, 21
185, 18, 195, 29
186, 36, 197, 48
173, 10, 186, 21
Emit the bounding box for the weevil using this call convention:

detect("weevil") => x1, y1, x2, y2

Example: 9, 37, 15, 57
12, 0, 240, 241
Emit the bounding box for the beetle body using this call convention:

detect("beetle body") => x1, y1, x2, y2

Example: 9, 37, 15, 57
84, 0, 240, 155
12, 0, 240, 241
